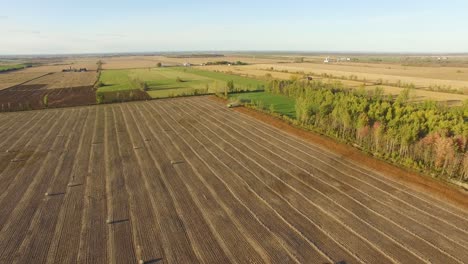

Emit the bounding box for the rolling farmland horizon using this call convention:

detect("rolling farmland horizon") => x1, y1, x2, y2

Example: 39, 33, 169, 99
0, 52, 467, 263
2, 1, 468, 263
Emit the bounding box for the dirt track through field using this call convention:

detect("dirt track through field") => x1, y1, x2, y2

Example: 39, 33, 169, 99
0, 96, 467, 264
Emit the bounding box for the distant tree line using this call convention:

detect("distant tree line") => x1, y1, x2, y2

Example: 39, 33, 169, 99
0, 63, 33, 73
205, 61, 248, 66
265, 79, 468, 183
166, 54, 224, 58
96, 60, 103, 72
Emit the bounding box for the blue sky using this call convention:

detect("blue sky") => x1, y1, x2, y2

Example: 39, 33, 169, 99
1, 0, 467, 55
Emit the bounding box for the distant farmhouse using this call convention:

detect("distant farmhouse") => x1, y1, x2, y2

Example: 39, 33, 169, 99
62, 66, 88, 72
324, 57, 351, 63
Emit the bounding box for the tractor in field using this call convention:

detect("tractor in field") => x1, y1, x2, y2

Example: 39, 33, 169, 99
227, 98, 251, 108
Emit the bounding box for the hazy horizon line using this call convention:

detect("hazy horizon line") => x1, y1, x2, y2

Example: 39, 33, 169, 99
2, 50, 468, 58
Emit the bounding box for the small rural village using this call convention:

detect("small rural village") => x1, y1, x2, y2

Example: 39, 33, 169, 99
1, 1, 467, 263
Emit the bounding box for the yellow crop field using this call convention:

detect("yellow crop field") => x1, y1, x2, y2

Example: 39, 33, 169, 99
197, 63, 468, 104
99, 55, 285, 70
0, 72, 50, 90
256, 63, 468, 90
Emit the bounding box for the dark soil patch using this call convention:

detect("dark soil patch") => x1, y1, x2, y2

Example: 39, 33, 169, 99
0, 85, 97, 112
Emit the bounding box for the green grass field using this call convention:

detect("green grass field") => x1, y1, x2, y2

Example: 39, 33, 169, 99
0, 64, 27, 72
228, 92, 296, 118
99, 67, 266, 98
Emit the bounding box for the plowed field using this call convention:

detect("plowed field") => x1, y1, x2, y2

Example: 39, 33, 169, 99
0, 96, 467, 264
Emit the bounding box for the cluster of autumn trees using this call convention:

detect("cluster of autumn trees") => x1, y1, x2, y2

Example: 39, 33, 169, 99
266, 80, 468, 182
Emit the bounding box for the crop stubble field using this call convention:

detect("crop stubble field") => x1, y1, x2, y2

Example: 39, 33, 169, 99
0, 96, 467, 264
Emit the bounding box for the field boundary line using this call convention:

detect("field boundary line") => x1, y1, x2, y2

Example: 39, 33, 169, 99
3, 72, 53, 91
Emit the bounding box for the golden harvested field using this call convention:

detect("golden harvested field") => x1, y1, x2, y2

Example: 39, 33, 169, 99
0, 96, 467, 263
314, 62, 468, 81
252, 62, 468, 91
0, 59, 98, 90
22, 60, 98, 73
0, 72, 50, 90
198, 65, 468, 103
19, 72, 98, 89
100, 55, 284, 69
201, 65, 298, 80
365, 84, 468, 104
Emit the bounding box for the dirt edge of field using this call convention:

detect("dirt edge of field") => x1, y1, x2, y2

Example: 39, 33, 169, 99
209, 96, 468, 210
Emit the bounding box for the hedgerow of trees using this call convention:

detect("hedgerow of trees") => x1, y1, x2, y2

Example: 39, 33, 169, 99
205, 61, 248, 66
265, 79, 468, 182
129, 77, 149, 91
96, 60, 103, 72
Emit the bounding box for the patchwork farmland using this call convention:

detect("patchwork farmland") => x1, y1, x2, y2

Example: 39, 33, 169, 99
98, 67, 266, 99
199, 64, 468, 104
0, 96, 467, 264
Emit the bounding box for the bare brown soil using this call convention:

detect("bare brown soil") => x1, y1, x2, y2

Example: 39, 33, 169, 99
210, 96, 468, 210
0, 85, 96, 111
0, 70, 99, 112
0, 96, 467, 263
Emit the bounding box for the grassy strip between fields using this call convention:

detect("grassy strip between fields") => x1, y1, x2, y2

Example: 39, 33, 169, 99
0, 64, 29, 72
228, 92, 296, 118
